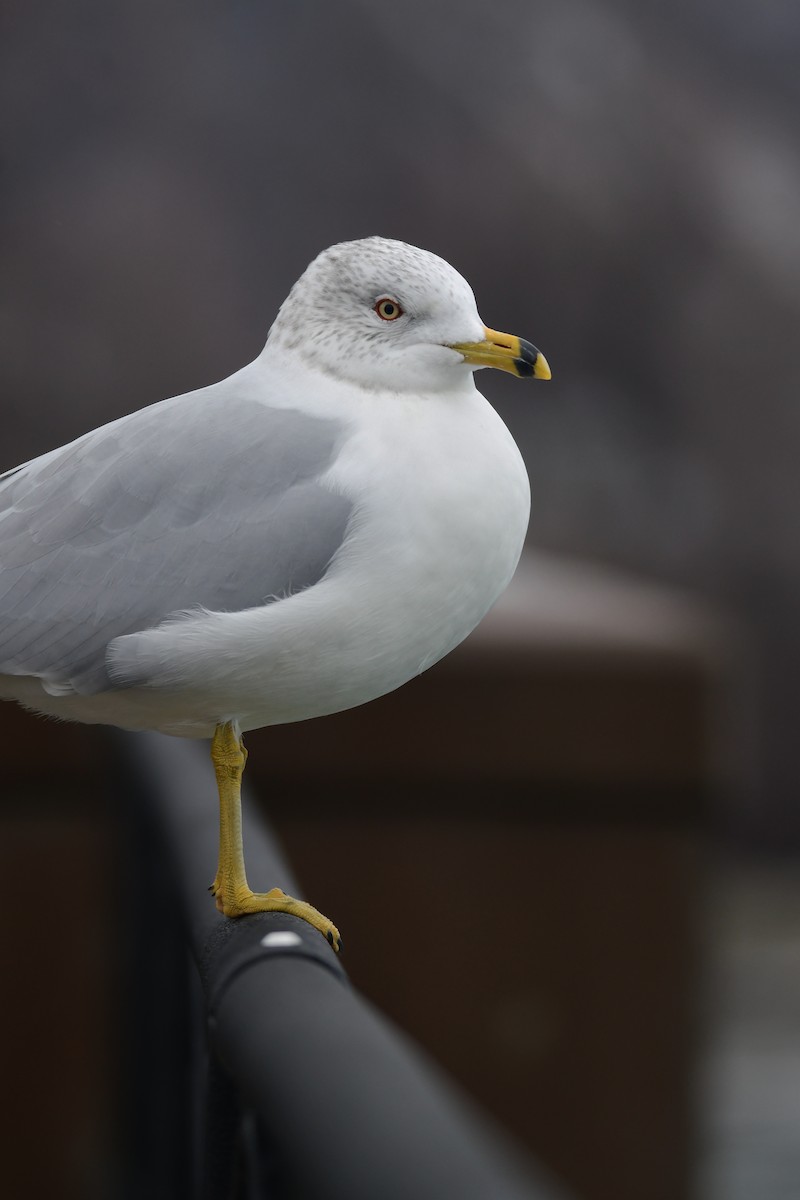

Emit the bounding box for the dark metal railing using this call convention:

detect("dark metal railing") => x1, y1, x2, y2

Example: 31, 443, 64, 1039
112, 729, 569, 1200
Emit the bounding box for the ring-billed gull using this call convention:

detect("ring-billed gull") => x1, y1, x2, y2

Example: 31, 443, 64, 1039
0, 237, 550, 950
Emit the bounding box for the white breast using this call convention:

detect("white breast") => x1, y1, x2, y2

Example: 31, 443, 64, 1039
223, 381, 530, 731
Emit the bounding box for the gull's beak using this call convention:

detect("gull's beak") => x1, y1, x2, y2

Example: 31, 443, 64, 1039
449, 326, 551, 380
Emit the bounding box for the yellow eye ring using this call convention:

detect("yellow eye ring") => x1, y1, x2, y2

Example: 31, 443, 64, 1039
375, 297, 403, 321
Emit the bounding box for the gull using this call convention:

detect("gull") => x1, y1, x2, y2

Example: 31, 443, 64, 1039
0, 237, 550, 950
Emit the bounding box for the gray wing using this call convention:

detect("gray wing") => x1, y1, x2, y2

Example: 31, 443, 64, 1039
0, 386, 352, 694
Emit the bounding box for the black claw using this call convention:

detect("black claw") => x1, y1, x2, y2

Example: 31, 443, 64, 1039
327, 930, 334, 946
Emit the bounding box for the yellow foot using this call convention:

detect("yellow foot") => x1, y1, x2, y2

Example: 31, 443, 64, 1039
216, 884, 342, 952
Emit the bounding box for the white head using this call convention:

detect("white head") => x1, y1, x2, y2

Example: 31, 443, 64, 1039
265, 237, 550, 394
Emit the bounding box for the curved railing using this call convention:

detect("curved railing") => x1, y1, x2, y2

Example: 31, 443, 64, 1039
113, 729, 568, 1200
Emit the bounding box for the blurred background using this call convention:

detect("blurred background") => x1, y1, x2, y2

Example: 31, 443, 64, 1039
1, 2, 798, 1198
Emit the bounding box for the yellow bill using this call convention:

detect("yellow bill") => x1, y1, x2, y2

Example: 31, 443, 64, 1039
450, 326, 551, 379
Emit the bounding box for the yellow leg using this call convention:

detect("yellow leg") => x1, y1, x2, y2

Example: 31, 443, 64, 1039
209, 722, 341, 952
208, 730, 248, 900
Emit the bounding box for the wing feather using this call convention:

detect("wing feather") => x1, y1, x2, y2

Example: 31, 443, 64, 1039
0, 383, 352, 694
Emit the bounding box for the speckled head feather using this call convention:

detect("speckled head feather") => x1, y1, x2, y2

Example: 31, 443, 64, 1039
265, 237, 486, 393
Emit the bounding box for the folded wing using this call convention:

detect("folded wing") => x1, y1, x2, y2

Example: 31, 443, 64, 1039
0, 387, 352, 695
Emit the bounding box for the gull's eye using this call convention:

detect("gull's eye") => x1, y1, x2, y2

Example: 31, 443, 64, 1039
374, 297, 404, 321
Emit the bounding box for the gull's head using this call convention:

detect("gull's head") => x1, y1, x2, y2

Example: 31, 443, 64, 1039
266, 237, 550, 394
